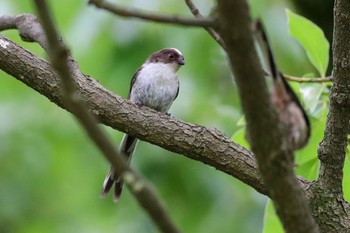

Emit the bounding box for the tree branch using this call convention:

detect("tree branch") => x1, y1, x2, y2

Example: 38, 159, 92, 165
32, 1, 181, 233
0, 33, 268, 195
216, 0, 319, 232
317, 0, 350, 193
88, 0, 214, 27
0, 14, 48, 50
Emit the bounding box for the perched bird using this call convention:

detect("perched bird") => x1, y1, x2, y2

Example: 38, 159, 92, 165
256, 21, 310, 150
101, 48, 185, 201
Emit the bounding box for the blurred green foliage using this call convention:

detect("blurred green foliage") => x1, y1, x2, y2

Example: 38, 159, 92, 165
0, 1, 341, 233
286, 9, 329, 77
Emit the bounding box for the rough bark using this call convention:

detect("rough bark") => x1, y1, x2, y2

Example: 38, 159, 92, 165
309, 0, 350, 232
318, 0, 350, 194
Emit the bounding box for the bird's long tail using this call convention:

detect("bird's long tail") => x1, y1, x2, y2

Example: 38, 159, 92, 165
100, 134, 138, 202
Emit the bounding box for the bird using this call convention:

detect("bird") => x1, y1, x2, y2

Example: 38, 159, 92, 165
256, 21, 310, 150
100, 48, 185, 201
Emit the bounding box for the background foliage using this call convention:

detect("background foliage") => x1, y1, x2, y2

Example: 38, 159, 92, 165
0, 0, 344, 233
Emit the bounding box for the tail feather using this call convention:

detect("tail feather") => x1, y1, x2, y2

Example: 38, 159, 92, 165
113, 180, 123, 202
100, 169, 114, 197
100, 134, 138, 201
256, 20, 279, 81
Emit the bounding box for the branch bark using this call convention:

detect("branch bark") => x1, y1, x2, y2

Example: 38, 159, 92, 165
216, 0, 319, 232
307, 1, 350, 231
0, 14, 48, 50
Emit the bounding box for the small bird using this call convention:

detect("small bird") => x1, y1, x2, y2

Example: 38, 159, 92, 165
256, 21, 310, 150
101, 48, 185, 201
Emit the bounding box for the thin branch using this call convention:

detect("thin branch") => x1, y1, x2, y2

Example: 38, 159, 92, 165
0, 14, 48, 50
184, 0, 226, 50
216, 1, 319, 233
32, 1, 181, 233
88, 0, 215, 27
284, 74, 333, 83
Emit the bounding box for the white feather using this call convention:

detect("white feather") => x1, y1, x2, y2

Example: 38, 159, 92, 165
130, 62, 179, 112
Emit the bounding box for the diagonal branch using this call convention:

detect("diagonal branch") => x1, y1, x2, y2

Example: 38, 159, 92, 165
32, 1, 181, 233
0, 33, 267, 195
88, 0, 215, 27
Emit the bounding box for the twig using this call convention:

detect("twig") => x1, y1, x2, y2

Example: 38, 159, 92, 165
32, 1, 181, 233
184, 0, 226, 50
284, 74, 333, 83
0, 14, 48, 50
88, 0, 215, 27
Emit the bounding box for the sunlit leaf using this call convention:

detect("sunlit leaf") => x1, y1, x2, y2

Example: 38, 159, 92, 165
299, 83, 327, 114
263, 200, 284, 233
294, 103, 327, 179
286, 9, 330, 77
231, 127, 250, 149
343, 157, 350, 202
295, 158, 319, 180
236, 115, 246, 127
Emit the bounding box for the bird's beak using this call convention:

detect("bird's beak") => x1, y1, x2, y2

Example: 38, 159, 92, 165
177, 57, 185, 65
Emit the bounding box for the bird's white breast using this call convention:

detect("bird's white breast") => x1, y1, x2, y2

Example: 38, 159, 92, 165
130, 62, 179, 112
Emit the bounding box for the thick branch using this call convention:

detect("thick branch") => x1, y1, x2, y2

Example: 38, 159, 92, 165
0, 34, 267, 195
317, 0, 350, 193
88, 0, 214, 27
216, 1, 318, 233
32, 1, 181, 233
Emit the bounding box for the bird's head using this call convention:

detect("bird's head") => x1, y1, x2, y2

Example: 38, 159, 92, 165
147, 48, 185, 72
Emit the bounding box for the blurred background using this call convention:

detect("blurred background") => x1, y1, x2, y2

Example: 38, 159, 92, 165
0, 0, 333, 233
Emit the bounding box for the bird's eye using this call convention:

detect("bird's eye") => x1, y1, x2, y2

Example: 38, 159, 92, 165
168, 53, 175, 59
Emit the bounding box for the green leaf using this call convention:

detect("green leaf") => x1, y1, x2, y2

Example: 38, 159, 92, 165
343, 157, 350, 202
236, 115, 246, 127
295, 158, 319, 180
263, 200, 284, 233
294, 103, 327, 179
299, 83, 327, 114
231, 127, 250, 149
286, 9, 330, 77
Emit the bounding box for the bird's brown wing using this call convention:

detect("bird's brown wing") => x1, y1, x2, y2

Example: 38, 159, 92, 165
127, 66, 144, 100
